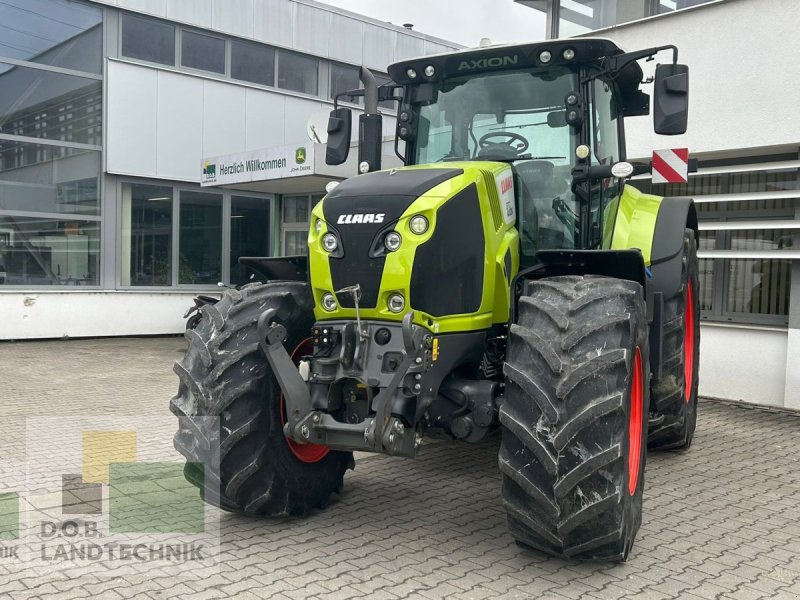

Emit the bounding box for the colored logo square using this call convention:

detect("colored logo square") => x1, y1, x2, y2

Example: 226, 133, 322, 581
61, 474, 102, 515
109, 462, 204, 534
0, 492, 19, 540
82, 431, 137, 484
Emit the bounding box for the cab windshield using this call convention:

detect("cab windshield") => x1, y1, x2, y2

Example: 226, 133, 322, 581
413, 67, 578, 165
411, 67, 580, 257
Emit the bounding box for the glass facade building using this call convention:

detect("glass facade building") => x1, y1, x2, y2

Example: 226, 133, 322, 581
0, 0, 457, 296
0, 0, 103, 287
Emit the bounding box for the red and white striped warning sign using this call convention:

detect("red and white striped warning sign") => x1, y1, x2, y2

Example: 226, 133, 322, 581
652, 148, 689, 184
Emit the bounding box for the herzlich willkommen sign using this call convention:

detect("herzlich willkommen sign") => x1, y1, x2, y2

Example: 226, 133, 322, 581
201, 144, 314, 187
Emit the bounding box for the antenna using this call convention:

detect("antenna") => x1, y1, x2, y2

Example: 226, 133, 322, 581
306, 109, 330, 144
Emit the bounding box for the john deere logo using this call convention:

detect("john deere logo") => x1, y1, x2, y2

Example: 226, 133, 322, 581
203, 160, 216, 179
295, 147, 306, 165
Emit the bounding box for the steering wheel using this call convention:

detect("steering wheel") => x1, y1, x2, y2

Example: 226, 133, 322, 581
478, 131, 529, 155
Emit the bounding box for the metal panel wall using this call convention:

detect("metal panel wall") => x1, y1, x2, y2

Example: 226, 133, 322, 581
329, 13, 364, 64
211, 0, 255, 38
106, 61, 341, 181
156, 71, 203, 179
166, 0, 212, 27
395, 34, 426, 61
116, 0, 167, 16
244, 88, 286, 150
294, 3, 330, 58
106, 61, 158, 175
362, 26, 396, 71
253, 0, 293, 47
202, 80, 247, 157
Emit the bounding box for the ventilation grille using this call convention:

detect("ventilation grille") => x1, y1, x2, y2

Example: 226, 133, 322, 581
481, 170, 503, 232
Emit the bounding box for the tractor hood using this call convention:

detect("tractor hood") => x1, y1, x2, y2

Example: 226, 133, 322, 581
319, 168, 464, 310
308, 163, 519, 334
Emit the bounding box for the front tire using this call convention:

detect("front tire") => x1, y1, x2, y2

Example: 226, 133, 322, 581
500, 276, 649, 561
648, 229, 700, 450
170, 282, 353, 516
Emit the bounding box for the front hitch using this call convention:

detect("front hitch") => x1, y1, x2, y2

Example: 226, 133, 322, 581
257, 310, 429, 457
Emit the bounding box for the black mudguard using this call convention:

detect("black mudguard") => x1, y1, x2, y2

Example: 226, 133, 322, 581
649, 197, 698, 301
510, 248, 648, 324
238, 255, 308, 282
646, 196, 697, 381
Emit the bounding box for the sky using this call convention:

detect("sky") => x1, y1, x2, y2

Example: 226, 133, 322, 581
317, 0, 547, 47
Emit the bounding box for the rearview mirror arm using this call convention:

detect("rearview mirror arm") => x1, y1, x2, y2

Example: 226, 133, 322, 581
584, 45, 678, 84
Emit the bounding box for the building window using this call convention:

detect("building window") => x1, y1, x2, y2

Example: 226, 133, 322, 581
330, 63, 360, 101
277, 51, 318, 95
121, 13, 176, 66
0, 0, 102, 74
181, 30, 225, 74
231, 40, 275, 87
120, 183, 172, 286
725, 230, 792, 318
632, 164, 798, 326
0, 64, 103, 146
119, 183, 272, 288
0, 216, 99, 286
179, 191, 222, 285
0, 141, 101, 286
280, 194, 321, 256
230, 195, 270, 285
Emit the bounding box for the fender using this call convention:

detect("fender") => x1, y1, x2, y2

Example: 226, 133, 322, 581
649, 196, 698, 301
510, 248, 647, 324
646, 195, 697, 382
238, 255, 308, 282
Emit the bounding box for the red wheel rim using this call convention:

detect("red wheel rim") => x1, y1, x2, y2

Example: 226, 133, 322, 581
683, 281, 695, 403
280, 338, 329, 464
627, 347, 643, 496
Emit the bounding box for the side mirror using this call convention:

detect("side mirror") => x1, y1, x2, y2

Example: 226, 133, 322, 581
654, 63, 689, 135
325, 108, 352, 166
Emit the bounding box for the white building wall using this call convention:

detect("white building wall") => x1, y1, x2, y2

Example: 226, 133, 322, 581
698, 325, 788, 407
591, 0, 800, 159
107, 61, 340, 181
1, 292, 197, 339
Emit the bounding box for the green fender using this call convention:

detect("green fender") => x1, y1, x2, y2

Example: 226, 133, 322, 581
605, 184, 697, 301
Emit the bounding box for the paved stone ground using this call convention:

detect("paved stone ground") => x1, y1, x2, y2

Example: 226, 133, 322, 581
1, 337, 800, 599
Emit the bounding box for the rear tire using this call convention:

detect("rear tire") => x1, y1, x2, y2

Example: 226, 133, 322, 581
170, 282, 353, 516
648, 229, 700, 450
500, 276, 649, 561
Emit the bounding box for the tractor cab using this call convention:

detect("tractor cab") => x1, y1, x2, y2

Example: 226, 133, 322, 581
327, 38, 689, 267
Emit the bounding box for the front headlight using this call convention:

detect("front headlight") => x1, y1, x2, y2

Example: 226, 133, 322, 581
409, 215, 429, 235
321, 293, 337, 311
321, 232, 338, 252
384, 231, 402, 252
387, 293, 405, 313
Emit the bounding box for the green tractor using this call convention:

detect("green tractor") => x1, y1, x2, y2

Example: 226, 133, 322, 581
171, 38, 699, 561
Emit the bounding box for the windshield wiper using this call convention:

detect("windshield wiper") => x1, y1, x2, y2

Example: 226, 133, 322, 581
469, 154, 566, 163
